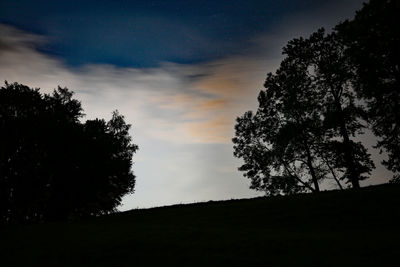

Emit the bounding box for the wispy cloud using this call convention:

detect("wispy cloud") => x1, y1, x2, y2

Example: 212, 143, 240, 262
0, 23, 279, 144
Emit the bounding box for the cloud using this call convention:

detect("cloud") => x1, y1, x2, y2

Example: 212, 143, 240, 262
0, 0, 368, 146
1, 23, 281, 145
185, 116, 232, 144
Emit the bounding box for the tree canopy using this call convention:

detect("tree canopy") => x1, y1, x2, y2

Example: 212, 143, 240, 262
232, 0, 399, 194
233, 29, 374, 195
336, 0, 400, 182
0, 82, 138, 223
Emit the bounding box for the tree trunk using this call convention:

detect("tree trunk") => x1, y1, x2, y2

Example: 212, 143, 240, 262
282, 161, 315, 192
335, 102, 360, 189
304, 142, 320, 192
323, 155, 344, 190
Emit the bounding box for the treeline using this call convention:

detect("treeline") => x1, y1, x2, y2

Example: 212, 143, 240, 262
233, 0, 399, 195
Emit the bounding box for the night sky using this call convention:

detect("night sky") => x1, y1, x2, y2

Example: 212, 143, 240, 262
1, 0, 355, 67
1, 0, 390, 209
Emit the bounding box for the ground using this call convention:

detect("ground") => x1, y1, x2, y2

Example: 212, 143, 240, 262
1, 184, 399, 266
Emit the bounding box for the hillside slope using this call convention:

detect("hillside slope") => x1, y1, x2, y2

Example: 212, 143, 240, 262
1, 184, 399, 266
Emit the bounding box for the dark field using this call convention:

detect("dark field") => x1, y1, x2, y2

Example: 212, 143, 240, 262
1, 184, 399, 266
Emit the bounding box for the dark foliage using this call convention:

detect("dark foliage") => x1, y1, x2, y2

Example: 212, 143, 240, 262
0, 82, 138, 223
336, 0, 400, 182
233, 28, 374, 195
232, 70, 329, 195
287, 29, 374, 188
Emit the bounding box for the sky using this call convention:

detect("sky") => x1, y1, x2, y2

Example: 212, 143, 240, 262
0, 0, 393, 210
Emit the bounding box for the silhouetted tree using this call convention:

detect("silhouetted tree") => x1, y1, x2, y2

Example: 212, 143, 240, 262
233, 29, 375, 195
285, 29, 375, 188
233, 109, 311, 195
233, 52, 338, 195
336, 0, 400, 182
0, 82, 138, 223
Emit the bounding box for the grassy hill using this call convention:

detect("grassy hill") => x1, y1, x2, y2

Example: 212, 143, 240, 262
1, 184, 399, 266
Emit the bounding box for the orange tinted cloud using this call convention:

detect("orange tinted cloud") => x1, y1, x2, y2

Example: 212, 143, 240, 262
144, 56, 272, 143
185, 116, 233, 143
